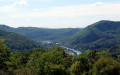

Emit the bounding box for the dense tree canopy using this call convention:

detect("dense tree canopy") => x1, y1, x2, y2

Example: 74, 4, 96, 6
0, 29, 42, 51
0, 43, 120, 75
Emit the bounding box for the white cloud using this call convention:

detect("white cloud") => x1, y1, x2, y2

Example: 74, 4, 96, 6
0, 6, 14, 12
0, 0, 52, 1
38, 0, 52, 1
94, 2, 104, 6
10, 2, 120, 18
13, 0, 27, 6
0, 0, 28, 13
1, 1, 120, 28
0, 0, 11, 1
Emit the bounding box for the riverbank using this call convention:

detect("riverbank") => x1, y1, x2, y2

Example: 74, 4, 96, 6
61, 46, 81, 55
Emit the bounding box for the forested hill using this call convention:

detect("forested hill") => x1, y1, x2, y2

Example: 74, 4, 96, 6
0, 29, 42, 51
0, 25, 82, 43
62, 20, 120, 52
1, 20, 120, 52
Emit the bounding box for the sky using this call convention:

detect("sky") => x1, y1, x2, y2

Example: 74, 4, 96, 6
0, 0, 120, 28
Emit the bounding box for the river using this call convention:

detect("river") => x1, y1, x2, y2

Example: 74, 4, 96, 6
61, 46, 81, 55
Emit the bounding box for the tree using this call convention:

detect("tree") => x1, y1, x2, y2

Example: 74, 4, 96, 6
38, 46, 72, 75
44, 63, 65, 75
70, 61, 84, 75
0, 39, 10, 70
27, 48, 46, 68
91, 57, 120, 75
89, 49, 98, 64
70, 54, 90, 75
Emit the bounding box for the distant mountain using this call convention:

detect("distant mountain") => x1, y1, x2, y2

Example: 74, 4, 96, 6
0, 25, 82, 44
62, 20, 120, 52
0, 29, 42, 51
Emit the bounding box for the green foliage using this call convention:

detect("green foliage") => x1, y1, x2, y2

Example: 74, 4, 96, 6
70, 50, 118, 75
0, 25, 81, 43
0, 42, 120, 75
109, 44, 120, 56
27, 48, 46, 68
1, 21, 120, 75
0, 29, 42, 51
70, 61, 89, 75
13, 67, 37, 75
44, 63, 65, 75
91, 57, 120, 75
0, 39, 10, 70
37, 46, 73, 75
62, 20, 120, 52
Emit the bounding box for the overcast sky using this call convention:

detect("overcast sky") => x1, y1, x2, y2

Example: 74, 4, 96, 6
0, 0, 120, 28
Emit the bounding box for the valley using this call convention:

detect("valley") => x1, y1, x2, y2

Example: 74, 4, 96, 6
1, 20, 120, 75
1, 0, 120, 74
1, 20, 120, 52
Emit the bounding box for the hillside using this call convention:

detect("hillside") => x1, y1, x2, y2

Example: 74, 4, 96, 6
109, 44, 120, 56
62, 20, 120, 52
1, 20, 120, 52
0, 25, 81, 44
0, 29, 42, 51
